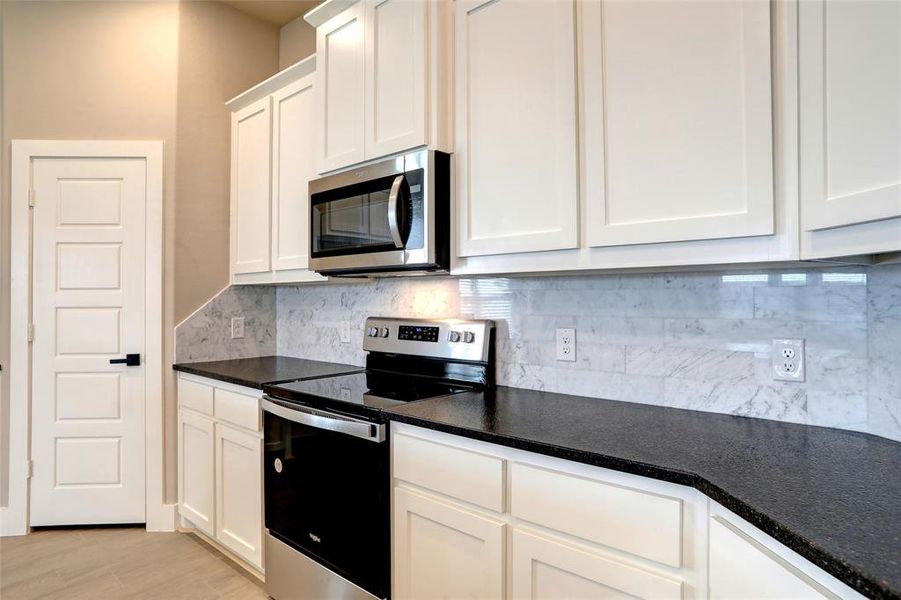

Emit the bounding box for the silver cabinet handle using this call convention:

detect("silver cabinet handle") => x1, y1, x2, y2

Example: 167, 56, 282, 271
262, 397, 385, 443
387, 174, 405, 249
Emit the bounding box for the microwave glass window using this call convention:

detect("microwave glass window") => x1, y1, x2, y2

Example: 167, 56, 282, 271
313, 190, 393, 253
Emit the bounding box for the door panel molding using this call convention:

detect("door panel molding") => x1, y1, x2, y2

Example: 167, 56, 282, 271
583, 0, 775, 247
6, 140, 169, 536
799, 0, 901, 231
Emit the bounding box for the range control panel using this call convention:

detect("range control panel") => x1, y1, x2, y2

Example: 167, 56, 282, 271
397, 325, 440, 342
363, 317, 494, 363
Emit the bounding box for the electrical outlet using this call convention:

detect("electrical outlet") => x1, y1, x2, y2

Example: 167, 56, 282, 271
556, 328, 576, 362
231, 317, 245, 339
340, 321, 351, 344
772, 339, 805, 382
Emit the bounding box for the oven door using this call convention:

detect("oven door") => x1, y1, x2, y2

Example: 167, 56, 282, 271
263, 397, 390, 599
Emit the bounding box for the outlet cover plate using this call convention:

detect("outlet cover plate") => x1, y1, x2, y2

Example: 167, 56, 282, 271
231, 317, 245, 339
556, 328, 576, 362
772, 338, 804, 382
340, 321, 351, 344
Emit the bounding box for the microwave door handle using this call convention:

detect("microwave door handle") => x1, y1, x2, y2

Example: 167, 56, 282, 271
387, 174, 405, 249
262, 397, 385, 442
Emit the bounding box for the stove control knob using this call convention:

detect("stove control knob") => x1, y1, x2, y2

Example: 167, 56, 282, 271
448, 330, 461, 343
463, 331, 476, 344
367, 327, 379, 337
380, 327, 390, 338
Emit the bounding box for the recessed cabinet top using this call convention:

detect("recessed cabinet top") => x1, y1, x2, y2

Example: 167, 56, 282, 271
310, 0, 451, 174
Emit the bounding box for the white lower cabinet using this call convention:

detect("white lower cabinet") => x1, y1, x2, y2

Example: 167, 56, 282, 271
708, 506, 862, 600
391, 423, 864, 600
177, 409, 215, 537
511, 528, 683, 600
215, 423, 263, 570
393, 487, 505, 600
177, 374, 264, 573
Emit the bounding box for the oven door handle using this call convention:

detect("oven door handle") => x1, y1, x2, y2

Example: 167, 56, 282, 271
262, 397, 386, 443
387, 174, 406, 249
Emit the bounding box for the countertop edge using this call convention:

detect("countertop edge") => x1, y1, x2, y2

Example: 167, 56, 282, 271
172, 363, 265, 389
384, 411, 895, 600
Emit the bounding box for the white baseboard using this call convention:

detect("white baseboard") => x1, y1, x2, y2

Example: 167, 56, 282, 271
146, 502, 178, 532
0, 506, 28, 537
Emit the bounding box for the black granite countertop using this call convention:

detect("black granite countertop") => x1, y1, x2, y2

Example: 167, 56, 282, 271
386, 386, 901, 599
172, 356, 363, 389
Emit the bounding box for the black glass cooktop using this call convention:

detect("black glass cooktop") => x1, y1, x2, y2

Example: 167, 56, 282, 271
265, 371, 473, 414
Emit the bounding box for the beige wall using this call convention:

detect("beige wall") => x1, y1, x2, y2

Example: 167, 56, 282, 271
0, 0, 278, 508
170, 0, 278, 496
279, 13, 316, 70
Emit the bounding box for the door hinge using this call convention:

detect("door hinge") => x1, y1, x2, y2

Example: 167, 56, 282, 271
28, 189, 36, 208
26, 460, 33, 479
27, 323, 34, 342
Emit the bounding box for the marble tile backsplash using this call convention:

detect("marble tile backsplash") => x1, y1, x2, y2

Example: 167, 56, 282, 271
176, 264, 901, 441
175, 285, 276, 362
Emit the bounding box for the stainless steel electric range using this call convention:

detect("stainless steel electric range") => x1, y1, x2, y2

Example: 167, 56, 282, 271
261, 317, 496, 600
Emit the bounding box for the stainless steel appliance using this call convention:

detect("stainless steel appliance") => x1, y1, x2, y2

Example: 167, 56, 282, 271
262, 317, 495, 600
308, 150, 451, 276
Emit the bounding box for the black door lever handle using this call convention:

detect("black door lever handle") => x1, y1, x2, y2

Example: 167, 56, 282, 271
110, 353, 141, 366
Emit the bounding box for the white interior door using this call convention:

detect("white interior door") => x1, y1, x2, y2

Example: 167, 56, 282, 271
30, 157, 147, 526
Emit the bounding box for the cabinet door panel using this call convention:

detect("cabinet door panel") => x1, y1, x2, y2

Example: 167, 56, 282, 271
365, 0, 427, 158
800, 0, 901, 231
511, 528, 683, 600
230, 96, 272, 274
178, 410, 215, 536
317, 2, 365, 173
394, 487, 505, 600
215, 424, 263, 569
709, 517, 832, 599
272, 73, 316, 271
456, 0, 579, 257
584, 0, 774, 246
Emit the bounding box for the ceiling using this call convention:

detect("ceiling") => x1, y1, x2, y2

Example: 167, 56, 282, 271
219, 1, 323, 26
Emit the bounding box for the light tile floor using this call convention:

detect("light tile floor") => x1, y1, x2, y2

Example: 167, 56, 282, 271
0, 526, 268, 599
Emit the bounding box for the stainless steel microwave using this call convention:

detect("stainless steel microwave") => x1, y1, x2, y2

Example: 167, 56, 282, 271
308, 150, 451, 276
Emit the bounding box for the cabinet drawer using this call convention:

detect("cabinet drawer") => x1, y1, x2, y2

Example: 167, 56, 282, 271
393, 432, 505, 512
178, 377, 214, 415
214, 388, 261, 431
510, 462, 682, 568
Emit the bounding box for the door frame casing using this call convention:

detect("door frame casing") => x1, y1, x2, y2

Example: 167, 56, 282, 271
4, 140, 171, 535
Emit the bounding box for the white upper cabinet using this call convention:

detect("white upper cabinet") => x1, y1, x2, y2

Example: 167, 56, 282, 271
583, 0, 774, 247
228, 56, 326, 284
271, 72, 316, 272
308, 0, 451, 174
230, 97, 272, 275
799, 0, 901, 257
316, 3, 366, 173
364, 0, 427, 158
455, 0, 579, 257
